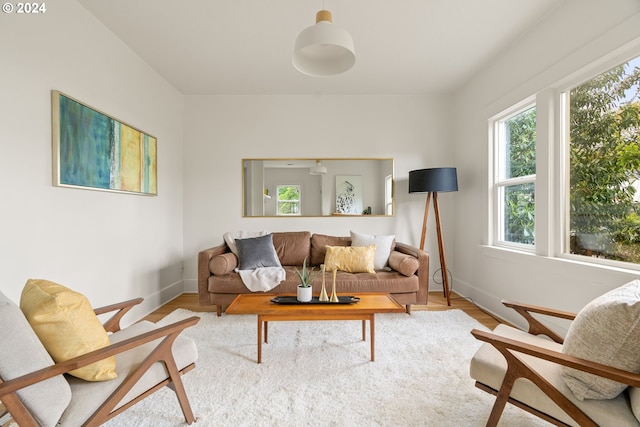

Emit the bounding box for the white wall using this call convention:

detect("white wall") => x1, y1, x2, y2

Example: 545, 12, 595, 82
0, 0, 184, 322
452, 0, 640, 330
182, 95, 454, 291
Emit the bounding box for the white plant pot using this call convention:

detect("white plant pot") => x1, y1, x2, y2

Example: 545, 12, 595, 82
297, 285, 313, 302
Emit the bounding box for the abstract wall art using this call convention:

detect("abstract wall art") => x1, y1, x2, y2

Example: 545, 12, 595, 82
51, 90, 157, 196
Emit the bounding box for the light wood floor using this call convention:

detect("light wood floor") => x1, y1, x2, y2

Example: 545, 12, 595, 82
144, 291, 502, 329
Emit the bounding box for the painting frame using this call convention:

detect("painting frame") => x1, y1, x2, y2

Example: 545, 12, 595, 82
335, 175, 363, 215
51, 90, 157, 196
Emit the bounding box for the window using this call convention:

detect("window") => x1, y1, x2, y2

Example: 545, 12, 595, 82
385, 174, 393, 215
565, 55, 640, 264
276, 185, 301, 216
492, 104, 537, 246
487, 49, 640, 269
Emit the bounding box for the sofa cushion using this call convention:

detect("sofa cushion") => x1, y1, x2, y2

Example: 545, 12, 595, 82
562, 279, 640, 400
272, 231, 311, 266
350, 230, 395, 270
235, 234, 282, 270
310, 234, 351, 266
324, 245, 376, 273
20, 279, 117, 382
388, 251, 420, 276
0, 290, 72, 427
210, 252, 238, 275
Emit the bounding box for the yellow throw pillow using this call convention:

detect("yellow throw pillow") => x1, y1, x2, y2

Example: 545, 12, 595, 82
20, 279, 117, 381
324, 245, 376, 273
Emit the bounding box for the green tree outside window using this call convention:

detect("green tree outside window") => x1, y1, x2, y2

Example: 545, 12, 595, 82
569, 57, 640, 262
277, 185, 301, 215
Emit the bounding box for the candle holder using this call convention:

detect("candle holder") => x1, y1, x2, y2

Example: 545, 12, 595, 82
330, 269, 339, 302
319, 264, 329, 302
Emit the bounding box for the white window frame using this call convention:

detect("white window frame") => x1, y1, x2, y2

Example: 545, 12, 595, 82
385, 174, 393, 215
276, 184, 302, 216
489, 97, 537, 252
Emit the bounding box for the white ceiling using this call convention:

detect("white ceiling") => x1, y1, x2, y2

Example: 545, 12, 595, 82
77, 0, 562, 95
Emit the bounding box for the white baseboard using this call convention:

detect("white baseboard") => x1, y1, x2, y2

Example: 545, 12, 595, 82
183, 278, 198, 293
119, 280, 185, 326
450, 277, 570, 335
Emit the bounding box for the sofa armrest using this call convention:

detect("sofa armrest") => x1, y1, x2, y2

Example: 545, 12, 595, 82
198, 243, 229, 306
394, 242, 429, 305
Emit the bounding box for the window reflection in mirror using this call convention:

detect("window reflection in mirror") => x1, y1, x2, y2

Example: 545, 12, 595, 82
242, 158, 394, 217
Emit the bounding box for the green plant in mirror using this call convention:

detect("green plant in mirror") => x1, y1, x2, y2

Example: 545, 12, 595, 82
294, 257, 320, 287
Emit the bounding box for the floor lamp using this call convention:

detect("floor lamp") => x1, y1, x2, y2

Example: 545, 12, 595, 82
409, 167, 458, 306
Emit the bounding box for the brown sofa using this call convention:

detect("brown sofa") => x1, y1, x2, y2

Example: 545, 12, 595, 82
198, 231, 429, 316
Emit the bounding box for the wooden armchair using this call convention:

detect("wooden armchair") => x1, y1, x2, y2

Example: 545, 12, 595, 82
470, 299, 640, 427
0, 291, 200, 426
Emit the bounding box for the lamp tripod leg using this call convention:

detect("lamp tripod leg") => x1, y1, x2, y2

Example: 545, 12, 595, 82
433, 193, 451, 306
419, 192, 432, 251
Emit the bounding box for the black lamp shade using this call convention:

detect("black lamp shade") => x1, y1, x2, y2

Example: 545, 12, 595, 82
409, 167, 458, 193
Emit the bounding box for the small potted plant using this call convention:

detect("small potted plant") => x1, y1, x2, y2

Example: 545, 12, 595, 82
294, 257, 320, 302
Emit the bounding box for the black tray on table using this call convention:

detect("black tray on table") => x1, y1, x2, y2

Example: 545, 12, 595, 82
270, 296, 360, 305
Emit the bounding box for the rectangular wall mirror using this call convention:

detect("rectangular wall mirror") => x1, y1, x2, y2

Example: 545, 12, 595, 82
243, 158, 394, 217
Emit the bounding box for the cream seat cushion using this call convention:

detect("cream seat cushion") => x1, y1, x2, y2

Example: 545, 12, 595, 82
59, 320, 198, 426
20, 279, 117, 381
470, 324, 640, 427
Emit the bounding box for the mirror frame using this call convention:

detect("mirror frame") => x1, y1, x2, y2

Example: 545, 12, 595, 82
242, 158, 395, 217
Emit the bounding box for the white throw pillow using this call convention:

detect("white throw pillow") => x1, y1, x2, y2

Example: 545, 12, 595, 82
350, 230, 395, 270
562, 279, 640, 400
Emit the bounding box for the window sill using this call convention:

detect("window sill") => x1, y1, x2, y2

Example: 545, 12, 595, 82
481, 244, 640, 275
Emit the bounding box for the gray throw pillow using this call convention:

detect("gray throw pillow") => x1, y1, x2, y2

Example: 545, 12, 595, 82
236, 233, 282, 270
562, 279, 640, 400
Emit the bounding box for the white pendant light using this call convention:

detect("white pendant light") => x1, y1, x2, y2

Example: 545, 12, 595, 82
293, 9, 355, 77
309, 160, 328, 175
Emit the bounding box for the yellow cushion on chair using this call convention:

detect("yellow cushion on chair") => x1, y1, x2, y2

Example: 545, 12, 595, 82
20, 279, 117, 381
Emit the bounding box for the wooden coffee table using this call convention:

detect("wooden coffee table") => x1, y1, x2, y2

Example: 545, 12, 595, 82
225, 293, 405, 363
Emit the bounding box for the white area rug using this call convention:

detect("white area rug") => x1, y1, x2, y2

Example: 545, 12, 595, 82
105, 309, 549, 426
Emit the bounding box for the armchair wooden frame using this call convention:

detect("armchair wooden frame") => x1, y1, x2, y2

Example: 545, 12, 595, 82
0, 298, 200, 427
471, 300, 640, 427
